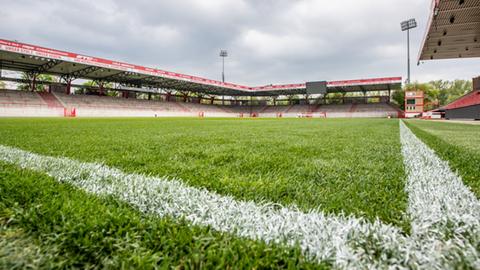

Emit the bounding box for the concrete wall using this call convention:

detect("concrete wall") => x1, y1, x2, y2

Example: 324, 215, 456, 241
0, 106, 64, 117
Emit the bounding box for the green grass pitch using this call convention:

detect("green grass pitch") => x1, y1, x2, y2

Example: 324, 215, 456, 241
0, 117, 421, 268
405, 120, 480, 197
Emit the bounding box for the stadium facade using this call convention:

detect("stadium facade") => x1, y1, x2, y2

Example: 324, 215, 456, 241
418, 0, 480, 120
0, 39, 402, 118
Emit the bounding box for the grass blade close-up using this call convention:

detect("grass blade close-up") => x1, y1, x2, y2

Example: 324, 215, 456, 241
405, 120, 480, 197
2, 0, 480, 267
1, 118, 480, 268
0, 118, 408, 227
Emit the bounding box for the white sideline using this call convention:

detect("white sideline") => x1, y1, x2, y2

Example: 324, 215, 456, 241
399, 121, 480, 267
0, 121, 478, 268
0, 144, 408, 268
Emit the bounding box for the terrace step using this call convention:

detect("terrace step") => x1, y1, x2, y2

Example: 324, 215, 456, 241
38, 92, 64, 108
349, 104, 357, 113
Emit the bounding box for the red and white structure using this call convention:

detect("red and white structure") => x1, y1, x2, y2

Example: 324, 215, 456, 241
0, 38, 402, 118
0, 39, 401, 96
418, 0, 480, 120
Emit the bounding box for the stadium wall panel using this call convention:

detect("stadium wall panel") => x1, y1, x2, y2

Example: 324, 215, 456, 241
445, 104, 480, 120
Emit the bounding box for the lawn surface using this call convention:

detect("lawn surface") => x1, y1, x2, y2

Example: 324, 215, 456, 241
0, 118, 407, 226
405, 120, 480, 196
0, 162, 322, 269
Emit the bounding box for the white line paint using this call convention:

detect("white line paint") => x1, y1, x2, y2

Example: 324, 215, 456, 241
400, 120, 480, 268
0, 144, 407, 268
0, 120, 478, 268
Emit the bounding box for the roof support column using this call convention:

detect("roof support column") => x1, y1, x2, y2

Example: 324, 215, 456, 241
94, 80, 106, 96
182, 92, 188, 102
60, 75, 74, 95
30, 73, 37, 92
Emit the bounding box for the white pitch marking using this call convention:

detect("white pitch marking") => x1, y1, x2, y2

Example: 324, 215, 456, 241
0, 121, 478, 268
400, 120, 480, 268
0, 144, 408, 268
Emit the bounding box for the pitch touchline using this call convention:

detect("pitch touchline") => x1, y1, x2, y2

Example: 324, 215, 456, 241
399, 121, 480, 267
0, 144, 407, 268
0, 121, 478, 268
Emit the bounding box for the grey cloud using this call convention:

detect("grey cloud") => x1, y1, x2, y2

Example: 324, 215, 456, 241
0, 0, 478, 86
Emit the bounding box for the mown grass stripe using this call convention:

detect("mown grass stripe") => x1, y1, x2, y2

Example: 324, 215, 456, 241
400, 121, 480, 233
0, 144, 407, 268
0, 118, 408, 226
1, 122, 480, 268
0, 162, 324, 269
399, 121, 480, 267
405, 120, 480, 196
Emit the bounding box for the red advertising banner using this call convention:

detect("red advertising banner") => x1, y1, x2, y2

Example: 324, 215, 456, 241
0, 39, 401, 92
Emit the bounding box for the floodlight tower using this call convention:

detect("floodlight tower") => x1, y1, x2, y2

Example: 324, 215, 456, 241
401, 18, 417, 84
219, 50, 228, 83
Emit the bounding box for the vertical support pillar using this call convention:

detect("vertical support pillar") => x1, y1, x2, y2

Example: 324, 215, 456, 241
210, 96, 214, 105
473, 76, 480, 91
31, 73, 37, 92
60, 75, 73, 95
65, 80, 72, 95
98, 82, 104, 96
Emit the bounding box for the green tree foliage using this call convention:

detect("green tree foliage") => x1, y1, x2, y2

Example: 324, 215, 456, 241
392, 79, 473, 111
17, 73, 55, 92
391, 90, 405, 110
78, 80, 114, 96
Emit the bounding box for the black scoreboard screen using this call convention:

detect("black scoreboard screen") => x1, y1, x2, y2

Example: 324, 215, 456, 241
306, 81, 327, 95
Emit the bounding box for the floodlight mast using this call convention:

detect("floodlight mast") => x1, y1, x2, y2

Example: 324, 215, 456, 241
401, 18, 417, 84
219, 50, 228, 83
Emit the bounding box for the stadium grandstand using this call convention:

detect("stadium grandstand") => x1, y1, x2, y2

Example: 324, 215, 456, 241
418, 0, 480, 120
0, 38, 402, 118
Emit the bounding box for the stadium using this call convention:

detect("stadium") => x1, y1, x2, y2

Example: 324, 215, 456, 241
0, 0, 479, 269
0, 39, 403, 118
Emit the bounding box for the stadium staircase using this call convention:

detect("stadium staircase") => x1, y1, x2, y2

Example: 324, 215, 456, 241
259, 105, 269, 113
387, 103, 405, 118
172, 102, 191, 112
38, 92, 64, 108
310, 104, 322, 113
285, 104, 296, 113
349, 104, 358, 113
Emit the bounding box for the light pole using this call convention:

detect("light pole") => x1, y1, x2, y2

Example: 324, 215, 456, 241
219, 50, 228, 83
401, 18, 417, 85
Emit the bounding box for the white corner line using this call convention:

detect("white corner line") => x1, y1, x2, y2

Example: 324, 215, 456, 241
1, 121, 480, 269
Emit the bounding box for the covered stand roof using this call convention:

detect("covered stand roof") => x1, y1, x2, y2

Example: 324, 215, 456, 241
418, 0, 480, 62
0, 39, 401, 96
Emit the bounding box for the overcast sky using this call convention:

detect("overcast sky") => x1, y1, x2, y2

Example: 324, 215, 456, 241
1, 0, 479, 86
